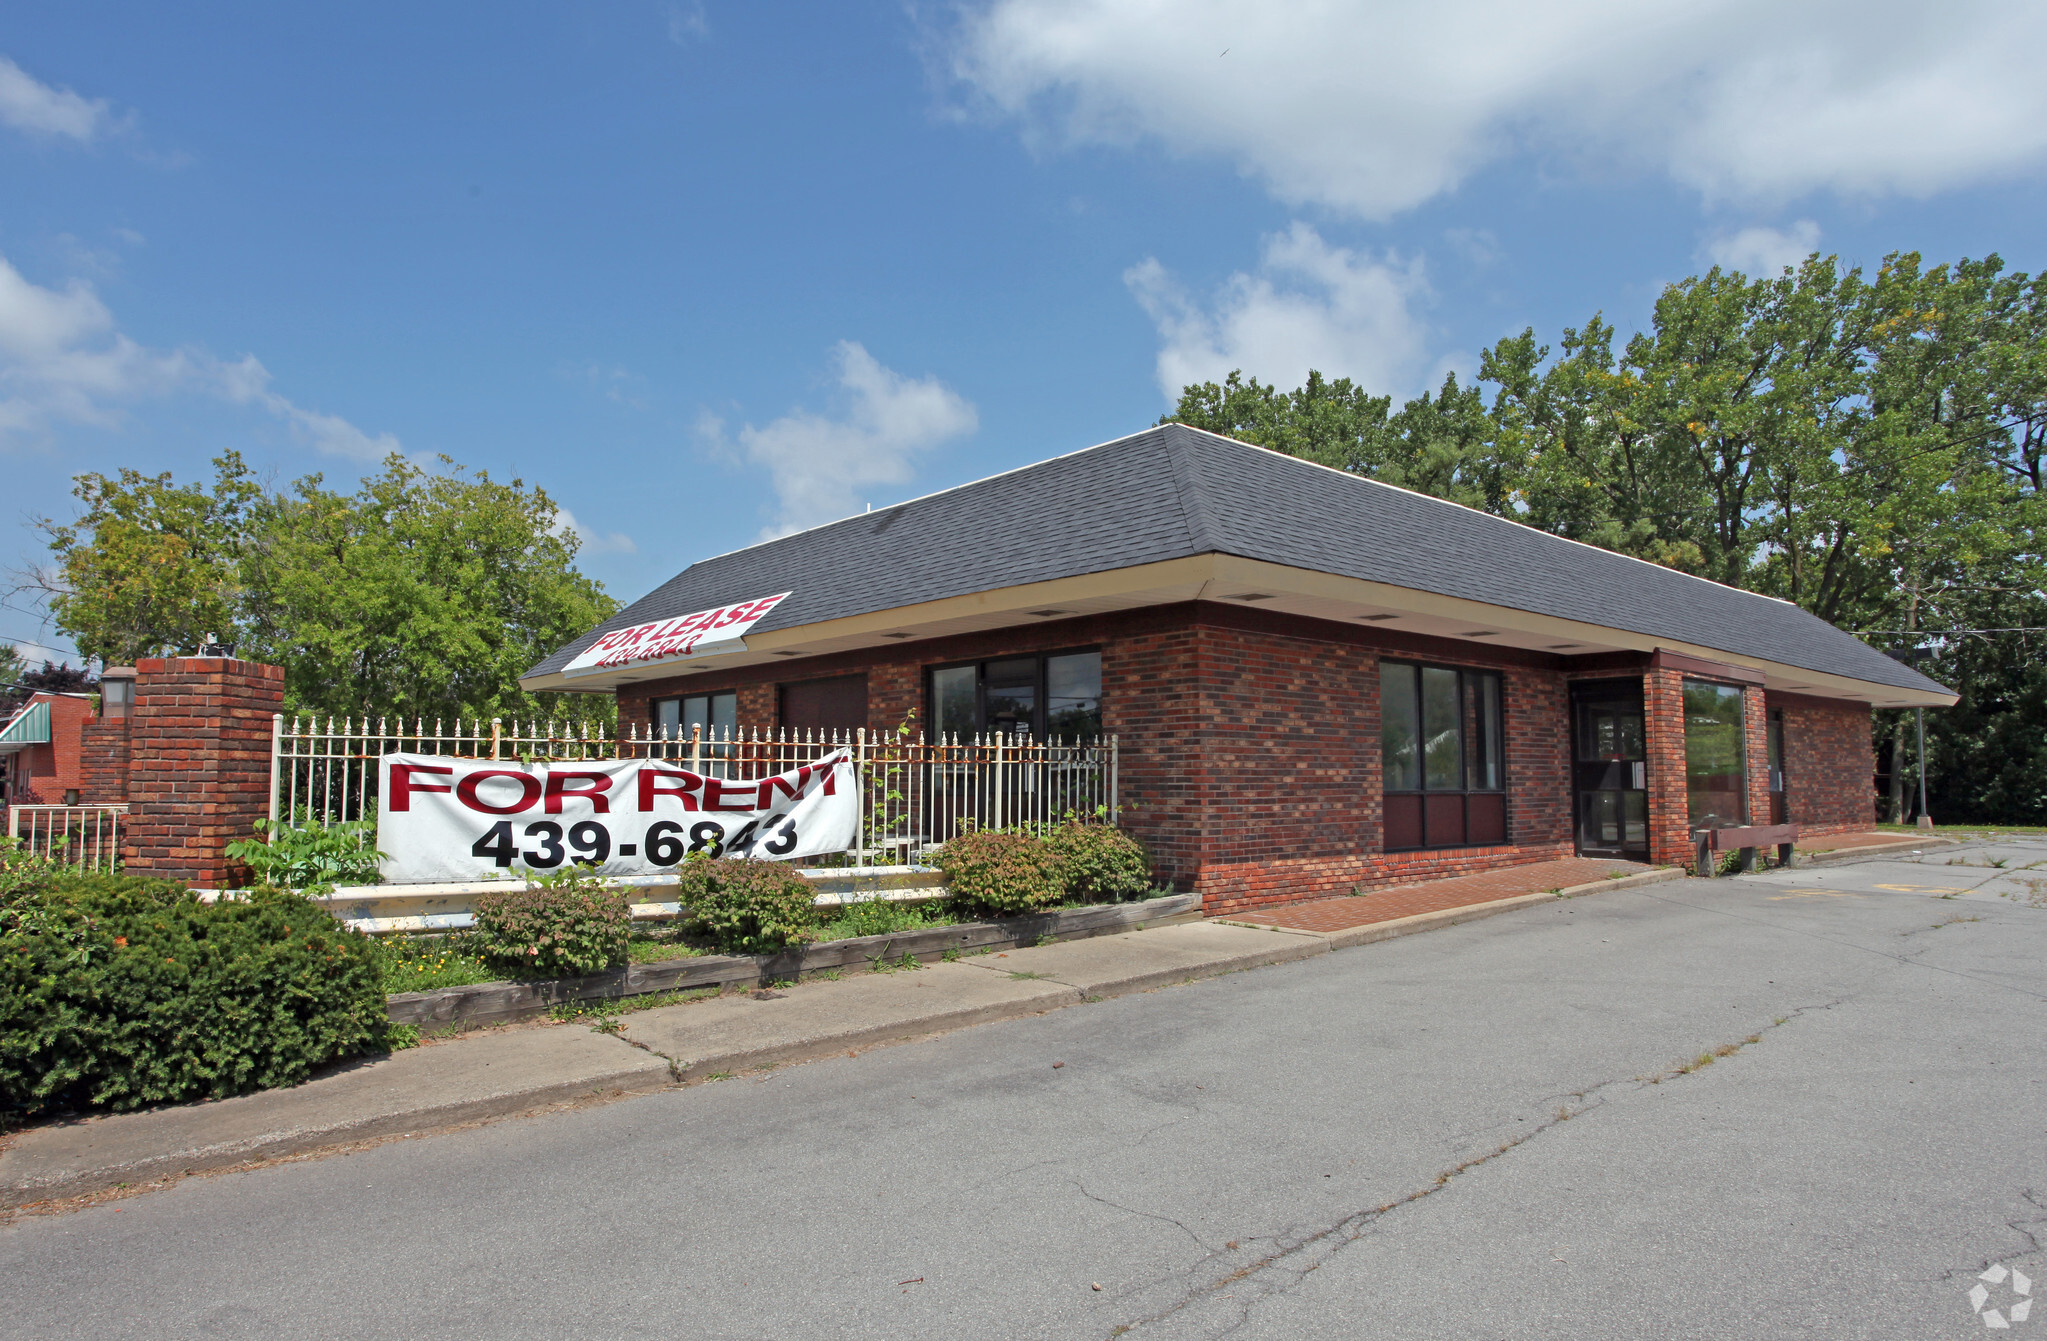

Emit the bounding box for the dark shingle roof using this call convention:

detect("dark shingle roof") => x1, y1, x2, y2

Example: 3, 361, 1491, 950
528, 424, 1949, 696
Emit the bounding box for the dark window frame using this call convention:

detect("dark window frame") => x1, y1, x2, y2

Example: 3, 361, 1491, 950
1381, 659, 1508, 853
926, 646, 1103, 741
649, 689, 738, 765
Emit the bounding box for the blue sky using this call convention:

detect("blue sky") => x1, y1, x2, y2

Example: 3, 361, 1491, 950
4, 2, 2044, 663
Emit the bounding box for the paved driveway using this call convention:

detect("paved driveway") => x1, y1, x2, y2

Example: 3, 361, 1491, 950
3, 841, 2042, 1340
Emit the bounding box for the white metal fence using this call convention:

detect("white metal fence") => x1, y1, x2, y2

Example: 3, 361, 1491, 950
269, 716, 1118, 867
9, 803, 127, 873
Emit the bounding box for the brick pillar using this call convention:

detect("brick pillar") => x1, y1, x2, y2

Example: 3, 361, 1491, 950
79, 719, 131, 803
1743, 685, 1770, 830
1644, 666, 1691, 868
122, 657, 284, 886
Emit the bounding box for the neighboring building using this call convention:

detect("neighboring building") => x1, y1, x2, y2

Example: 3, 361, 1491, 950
522, 425, 1955, 913
0, 691, 100, 806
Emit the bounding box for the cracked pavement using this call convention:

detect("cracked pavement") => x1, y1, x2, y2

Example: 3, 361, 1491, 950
3, 840, 2043, 1339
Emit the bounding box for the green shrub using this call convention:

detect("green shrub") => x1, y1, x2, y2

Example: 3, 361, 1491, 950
677, 858, 818, 956
935, 827, 1065, 918
1, 882, 390, 1119
224, 818, 384, 891
1047, 819, 1153, 904
470, 867, 631, 978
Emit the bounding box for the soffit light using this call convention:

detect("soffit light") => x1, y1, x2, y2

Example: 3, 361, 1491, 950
1225, 592, 1276, 601
772, 651, 801, 657
1357, 613, 1399, 621
1028, 609, 1072, 618
881, 632, 914, 640
1460, 630, 1498, 637
1548, 643, 1583, 650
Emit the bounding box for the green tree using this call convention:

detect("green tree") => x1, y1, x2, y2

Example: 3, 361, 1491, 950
238, 456, 616, 723
38, 454, 259, 664
39, 452, 618, 727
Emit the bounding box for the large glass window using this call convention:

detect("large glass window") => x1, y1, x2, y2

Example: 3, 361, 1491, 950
1683, 679, 1748, 829
653, 691, 736, 770
928, 650, 1101, 740
1381, 661, 1506, 850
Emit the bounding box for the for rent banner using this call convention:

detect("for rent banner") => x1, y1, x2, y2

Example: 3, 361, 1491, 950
376, 751, 857, 885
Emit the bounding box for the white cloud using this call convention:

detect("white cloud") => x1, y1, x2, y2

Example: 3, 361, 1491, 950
944, 0, 2047, 217
1701, 220, 1822, 277
0, 251, 399, 460
0, 54, 119, 143
667, 3, 710, 44
1126, 223, 1430, 401
706, 342, 978, 538
552, 506, 637, 555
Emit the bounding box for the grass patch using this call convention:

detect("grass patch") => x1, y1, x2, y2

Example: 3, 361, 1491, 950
817, 896, 958, 943
375, 933, 501, 995
625, 927, 711, 964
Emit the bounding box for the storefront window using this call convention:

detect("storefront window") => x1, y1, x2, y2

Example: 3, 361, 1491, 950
929, 650, 1101, 740
1381, 661, 1506, 850
1683, 679, 1748, 829
653, 691, 736, 770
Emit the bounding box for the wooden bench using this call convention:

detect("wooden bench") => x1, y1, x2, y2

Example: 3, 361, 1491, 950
1692, 823, 1800, 876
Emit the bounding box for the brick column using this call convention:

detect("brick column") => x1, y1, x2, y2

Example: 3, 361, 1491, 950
79, 719, 131, 803
122, 657, 284, 886
1643, 667, 1691, 868
1743, 685, 1770, 830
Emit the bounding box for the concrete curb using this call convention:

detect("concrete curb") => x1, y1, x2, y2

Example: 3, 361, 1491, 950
954, 923, 1331, 1000
658, 983, 1087, 1082
1795, 836, 1957, 868
1220, 866, 1689, 952
0, 1031, 672, 1211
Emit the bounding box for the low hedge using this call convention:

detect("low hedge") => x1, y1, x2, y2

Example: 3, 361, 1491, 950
1, 872, 392, 1119
676, 857, 819, 955
470, 868, 632, 977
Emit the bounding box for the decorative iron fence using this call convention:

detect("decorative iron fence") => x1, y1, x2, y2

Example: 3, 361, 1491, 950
9, 803, 127, 873
268, 716, 1117, 868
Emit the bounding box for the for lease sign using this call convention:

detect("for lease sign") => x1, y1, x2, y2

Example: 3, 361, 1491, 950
375, 749, 856, 885
562, 591, 790, 677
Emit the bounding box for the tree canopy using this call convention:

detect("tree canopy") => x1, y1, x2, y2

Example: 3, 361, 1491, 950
1168, 250, 2047, 821
38, 453, 618, 725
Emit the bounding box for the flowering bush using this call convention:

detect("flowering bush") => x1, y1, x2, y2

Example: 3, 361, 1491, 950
676, 858, 818, 956
1046, 818, 1152, 903
470, 867, 631, 978
934, 827, 1066, 918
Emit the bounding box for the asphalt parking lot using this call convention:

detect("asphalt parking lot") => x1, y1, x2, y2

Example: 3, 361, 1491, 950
3, 838, 2042, 1340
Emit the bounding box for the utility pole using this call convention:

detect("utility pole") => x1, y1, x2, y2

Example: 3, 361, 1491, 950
1915, 705, 1932, 831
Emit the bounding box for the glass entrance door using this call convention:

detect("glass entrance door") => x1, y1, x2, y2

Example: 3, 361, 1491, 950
1571, 679, 1649, 862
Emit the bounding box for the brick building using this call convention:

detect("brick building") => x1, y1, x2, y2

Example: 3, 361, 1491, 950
522, 426, 1955, 914
0, 691, 99, 806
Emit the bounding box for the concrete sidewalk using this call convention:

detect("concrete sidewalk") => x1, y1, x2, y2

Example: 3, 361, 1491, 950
0, 873, 1665, 1212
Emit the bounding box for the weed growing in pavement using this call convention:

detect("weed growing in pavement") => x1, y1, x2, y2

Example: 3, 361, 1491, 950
550, 986, 719, 1025
1009, 970, 1047, 980
867, 951, 922, 974
941, 947, 960, 962
1034, 934, 1058, 947
820, 968, 842, 981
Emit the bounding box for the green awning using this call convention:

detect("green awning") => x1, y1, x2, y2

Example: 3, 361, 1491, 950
0, 700, 50, 755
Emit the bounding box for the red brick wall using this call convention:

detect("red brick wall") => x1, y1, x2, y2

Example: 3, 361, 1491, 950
1744, 684, 1770, 833
122, 658, 284, 886
1768, 691, 1875, 833
592, 608, 1882, 909
79, 718, 131, 803
1643, 667, 1691, 867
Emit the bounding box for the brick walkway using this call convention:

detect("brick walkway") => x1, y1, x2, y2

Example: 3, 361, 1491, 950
1219, 856, 1656, 935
